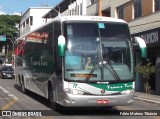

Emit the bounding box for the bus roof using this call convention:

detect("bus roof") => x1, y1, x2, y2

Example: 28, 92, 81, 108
16, 16, 127, 42
58, 16, 127, 23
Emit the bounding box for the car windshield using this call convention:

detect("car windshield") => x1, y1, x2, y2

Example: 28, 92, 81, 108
4, 61, 10, 63
63, 22, 133, 82
2, 67, 14, 71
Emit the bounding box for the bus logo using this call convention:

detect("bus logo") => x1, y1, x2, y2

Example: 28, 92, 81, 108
101, 89, 105, 94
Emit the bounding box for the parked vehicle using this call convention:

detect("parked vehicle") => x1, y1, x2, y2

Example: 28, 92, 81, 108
2, 61, 12, 66
0, 66, 15, 79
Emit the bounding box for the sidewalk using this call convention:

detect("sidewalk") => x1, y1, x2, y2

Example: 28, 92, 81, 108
134, 92, 160, 105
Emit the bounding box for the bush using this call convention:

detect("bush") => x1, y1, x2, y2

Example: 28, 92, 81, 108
135, 59, 156, 94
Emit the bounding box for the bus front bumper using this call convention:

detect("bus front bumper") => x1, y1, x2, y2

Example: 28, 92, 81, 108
59, 93, 134, 107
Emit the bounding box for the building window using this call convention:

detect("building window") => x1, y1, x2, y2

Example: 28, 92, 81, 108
133, 0, 153, 18
134, 0, 142, 18
87, 0, 97, 6
21, 24, 23, 31
117, 5, 124, 19
155, 0, 160, 11
26, 18, 29, 25
91, 0, 97, 5
141, 0, 153, 16
23, 22, 25, 29
30, 16, 33, 26
117, 1, 133, 22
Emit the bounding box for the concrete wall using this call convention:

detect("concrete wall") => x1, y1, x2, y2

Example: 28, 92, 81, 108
87, 0, 111, 15
129, 11, 160, 34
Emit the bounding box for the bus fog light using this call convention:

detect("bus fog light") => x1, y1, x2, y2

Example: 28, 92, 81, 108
64, 99, 75, 104
71, 100, 75, 104
121, 90, 134, 95
64, 88, 84, 95
127, 99, 134, 103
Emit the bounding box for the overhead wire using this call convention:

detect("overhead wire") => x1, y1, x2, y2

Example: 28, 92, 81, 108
0, 4, 15, 13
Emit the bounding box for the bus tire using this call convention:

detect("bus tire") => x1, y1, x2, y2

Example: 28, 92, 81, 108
21, 78, 27, 94
48, 87, 58, 110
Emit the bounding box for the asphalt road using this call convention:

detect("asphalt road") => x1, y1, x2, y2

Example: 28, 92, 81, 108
0, 78, 160, 119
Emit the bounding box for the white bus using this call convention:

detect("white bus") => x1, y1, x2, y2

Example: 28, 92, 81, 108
14, 16, 146, 110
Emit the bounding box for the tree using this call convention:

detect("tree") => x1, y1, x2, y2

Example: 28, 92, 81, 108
135, 59, 156, 94
0, 15, 21, 55
0, 15, 20, 38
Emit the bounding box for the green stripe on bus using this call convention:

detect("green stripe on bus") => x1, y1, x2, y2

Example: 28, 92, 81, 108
90, 82, 133, 91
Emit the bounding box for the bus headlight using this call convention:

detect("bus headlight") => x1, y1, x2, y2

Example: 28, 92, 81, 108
64, 88, 84, 95
121, 90, 134, 95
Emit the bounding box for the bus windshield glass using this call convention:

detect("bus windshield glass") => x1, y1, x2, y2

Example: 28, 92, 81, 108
63, 22, 133, 83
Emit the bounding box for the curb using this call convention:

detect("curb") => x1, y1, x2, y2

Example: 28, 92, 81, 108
134, 96, 160, 105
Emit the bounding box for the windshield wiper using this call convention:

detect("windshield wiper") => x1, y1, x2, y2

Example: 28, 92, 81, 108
85, 57, 101, 82
104, 57, 121, 82
85, 45, 121, 83
85, 57, 121, 83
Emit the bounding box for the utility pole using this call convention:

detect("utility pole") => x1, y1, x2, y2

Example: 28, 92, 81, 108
98, 0, 102, 16
6, 38, 15, 61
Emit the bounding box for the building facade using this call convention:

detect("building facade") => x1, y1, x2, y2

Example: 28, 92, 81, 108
110, 0, 160, 94
20, 7, 52, 36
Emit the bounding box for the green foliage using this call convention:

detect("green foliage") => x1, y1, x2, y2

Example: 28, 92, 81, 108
0, 15, 21, 38
0, 15, 21, 51
135, 59, 156, 94
135, 59, 156, 80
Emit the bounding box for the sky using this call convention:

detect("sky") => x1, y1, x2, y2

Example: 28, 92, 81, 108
0, 0, 61, 15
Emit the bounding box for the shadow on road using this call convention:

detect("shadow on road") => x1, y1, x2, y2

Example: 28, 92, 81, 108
14, 84, 121, 116
58, 107, 120, 116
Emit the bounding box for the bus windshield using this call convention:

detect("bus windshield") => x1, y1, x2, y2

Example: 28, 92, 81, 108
63, 22, 133, 83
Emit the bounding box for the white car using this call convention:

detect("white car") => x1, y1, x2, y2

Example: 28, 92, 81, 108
2, 61, 12, 66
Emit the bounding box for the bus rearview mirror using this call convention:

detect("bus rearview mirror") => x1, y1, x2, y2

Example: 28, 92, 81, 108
133, 37, 147, 58
58, 35, 65, 57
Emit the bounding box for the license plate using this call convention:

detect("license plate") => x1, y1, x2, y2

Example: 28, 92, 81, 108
7, 74, 11, 77
97, 99, 109, 104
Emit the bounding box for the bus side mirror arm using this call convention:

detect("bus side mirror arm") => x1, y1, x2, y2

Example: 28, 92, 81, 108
58, 35, 66, 57
132, 37, 147, 58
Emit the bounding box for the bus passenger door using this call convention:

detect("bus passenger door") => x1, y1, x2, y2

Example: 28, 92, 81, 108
53, 21, 63, 100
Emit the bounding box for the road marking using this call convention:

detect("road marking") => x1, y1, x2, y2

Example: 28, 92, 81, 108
135, 97, 160, 105
0, 98, 16, 99
0, 86, 18, 99
8, 94, 18, 99
0, 86, 4, 89
0, 86, 19, 110
0, 98, 18, 110
2, 89, 10, 94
